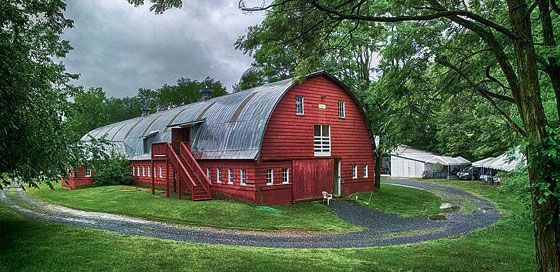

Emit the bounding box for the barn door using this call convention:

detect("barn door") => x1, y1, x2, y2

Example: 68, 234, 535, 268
292, 159, 334, 201
171, 127, 190, 151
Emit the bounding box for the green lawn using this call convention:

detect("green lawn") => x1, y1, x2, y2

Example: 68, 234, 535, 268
0, 179, 535, 271
26, 185, 360, 232
350, 184, 443, 218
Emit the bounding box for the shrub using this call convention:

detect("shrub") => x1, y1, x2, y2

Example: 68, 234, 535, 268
499, 169, 531, 217
91, 152, 132, 186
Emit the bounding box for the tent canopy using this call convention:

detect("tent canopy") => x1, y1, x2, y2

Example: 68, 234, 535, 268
392, 145, 471, 166
472, 148, 526, 172
472, 157, 495, 167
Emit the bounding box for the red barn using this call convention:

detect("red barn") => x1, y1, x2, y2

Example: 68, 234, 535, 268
65, 72, 375, 205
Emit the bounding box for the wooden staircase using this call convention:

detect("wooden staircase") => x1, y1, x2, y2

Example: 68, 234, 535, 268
151, 142, 212, 201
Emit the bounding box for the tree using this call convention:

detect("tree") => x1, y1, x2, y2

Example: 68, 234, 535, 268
131, 0, 560, 269
66, 87, 109, 140
0, 0, 81, 188
237, 1, 560, 271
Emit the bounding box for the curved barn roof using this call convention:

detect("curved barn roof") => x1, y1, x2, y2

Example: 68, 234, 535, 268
82, 72, 371, 161
83, 77, 295, 161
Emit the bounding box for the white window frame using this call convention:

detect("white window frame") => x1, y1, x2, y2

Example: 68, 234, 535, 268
352, 164, 358, 179
216, 168, 222, 183
363, 164, 368, 178
227, 169, 233, 184
132, 166, 135, 176
85, 167, 92, 177
142, 166, 145, 177
206, 168, 211, 180
137, 166, 140, 177
295, 96, 304, 115
148, 166, 151, 177
159, 166, 163, 178
314, 125, 331, 156
282, 168, 290, 184
266, 169, 274, 185
240, 169, 246, 186
338, 100, 346, 118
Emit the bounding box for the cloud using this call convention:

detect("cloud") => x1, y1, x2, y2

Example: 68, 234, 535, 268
62, 0, 264, 97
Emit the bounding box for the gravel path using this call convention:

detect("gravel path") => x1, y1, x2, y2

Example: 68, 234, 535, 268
0, 179, 500, 248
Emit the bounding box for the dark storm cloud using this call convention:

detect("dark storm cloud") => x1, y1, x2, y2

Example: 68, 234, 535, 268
62, 1, 264, 97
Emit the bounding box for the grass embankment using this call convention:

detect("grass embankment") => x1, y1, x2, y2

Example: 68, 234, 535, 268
1, 179, 535, 271
27, 185, 360, 232
350, 184, 443, 218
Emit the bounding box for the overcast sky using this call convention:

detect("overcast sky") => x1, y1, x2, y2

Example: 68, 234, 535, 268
62, 1, 265, 97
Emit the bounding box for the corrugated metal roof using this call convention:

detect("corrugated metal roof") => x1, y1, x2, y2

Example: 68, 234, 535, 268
82, 77, 294, 160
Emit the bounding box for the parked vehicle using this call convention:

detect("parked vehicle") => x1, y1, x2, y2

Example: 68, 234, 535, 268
457, 166, 480, 180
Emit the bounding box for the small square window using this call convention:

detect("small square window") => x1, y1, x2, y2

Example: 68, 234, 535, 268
295, 96, 304, 115
363, 165, 368, 178
266, 169, 274, 185
227, 169, 233, 184
85, 167, 92, 177
282, 168, 289, 184
352, 164, 358, 179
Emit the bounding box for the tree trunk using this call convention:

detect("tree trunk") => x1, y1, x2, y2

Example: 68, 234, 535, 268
507, 1, 560, 271
374, 148, 382, 189
537, 0, 560, 119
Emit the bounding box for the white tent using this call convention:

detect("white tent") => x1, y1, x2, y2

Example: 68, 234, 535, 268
472, 148, 526, 172
472, 157, 495, 167
389, 145, 471, 178
487, 148, 525, 172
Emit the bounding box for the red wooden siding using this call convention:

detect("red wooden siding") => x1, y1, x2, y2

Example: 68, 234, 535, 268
292, 159, 334, 201
69, 74, 375, 204
62, 166, 94, 190
260, 75, 375, 196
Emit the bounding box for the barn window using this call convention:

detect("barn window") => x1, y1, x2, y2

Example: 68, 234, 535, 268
206, 168, 211, 180
148, 166, 151, 177
338, 101, 346, 118
142, 131, 158, 154
352, 164, 358, 179
363, 164, 368, 178
240, 169, 246, 185
314, 125, 331, 156
142, 166, 145, 177
227, 169, 233, 184
266, 169, 274, 185
159, 166, 163, 178
295, 96, 304, 115
85, 167, 92, 177
137, 166, 140, 176
217, 169, 222, 183
282, 168, 290, 184
132, 167, 135, 176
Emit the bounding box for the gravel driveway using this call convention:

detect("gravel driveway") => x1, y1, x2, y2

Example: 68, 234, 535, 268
1, 179, 500, 248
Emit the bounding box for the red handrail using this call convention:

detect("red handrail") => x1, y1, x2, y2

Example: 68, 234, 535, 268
164, 143, 197, 191
179, 142, 211, 195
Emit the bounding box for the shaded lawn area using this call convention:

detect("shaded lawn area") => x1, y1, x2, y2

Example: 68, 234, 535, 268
1, 180, 535, 272
27, 185, 361, 233
350, 184, 443, 218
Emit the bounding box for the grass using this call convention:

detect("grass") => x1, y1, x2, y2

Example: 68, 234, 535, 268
26, 184, 361, 233
0, 179, 535, 271
350, 184, 443, 218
